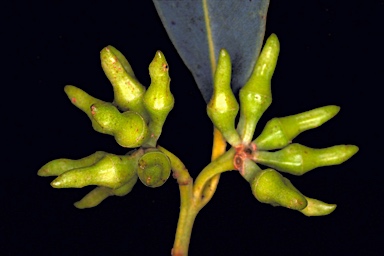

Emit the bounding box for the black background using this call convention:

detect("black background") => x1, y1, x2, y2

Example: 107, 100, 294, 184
4, 0, 382, 255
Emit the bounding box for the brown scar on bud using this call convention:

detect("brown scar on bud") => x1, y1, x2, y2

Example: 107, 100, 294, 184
234, 142, 257, 175
90, 105, 96, 115
162, 63, 168, 72
71, 97, 77, 104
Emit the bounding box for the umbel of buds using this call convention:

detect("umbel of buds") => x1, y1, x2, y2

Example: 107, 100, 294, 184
38, 47, 174, 208
207, 34, 358, 216
38, 33, 358, 215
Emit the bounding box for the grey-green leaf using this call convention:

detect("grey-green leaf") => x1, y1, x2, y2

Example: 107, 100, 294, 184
153, 0, 270, 103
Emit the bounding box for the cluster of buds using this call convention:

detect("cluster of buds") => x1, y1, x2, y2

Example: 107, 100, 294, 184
38, 47, 174, 208
207, 34, 358, 216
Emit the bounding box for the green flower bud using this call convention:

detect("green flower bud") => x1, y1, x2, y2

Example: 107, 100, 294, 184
207, 49, 241, 147
283, 177, 336, 216
137, 148, 171, 188
100, 46, 148, 120
73, 186, 113, 209
253, 143, 359, 175
238, 34, 280, 143
143, 51, 174, 147
251, 168, 307, 210
254, 105, 340, 150
91, 102, 149, 148
73, 175, 138, 209
300, 197, 336, 216
51, 151, 142, 189
64, 85, 107, 134
37, 151, 106, 177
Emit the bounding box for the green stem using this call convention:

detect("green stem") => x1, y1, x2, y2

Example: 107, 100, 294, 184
172, 186, 197, 256
159, 146, 235, 256
193, 148, 235, 204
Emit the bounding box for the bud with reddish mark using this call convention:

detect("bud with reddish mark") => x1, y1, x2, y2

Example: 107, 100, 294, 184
100, 46, 148, 120
137, 148, 171, 188
143, 51, 174, 147
64, 85, 107, 134
91, 102, 149, 148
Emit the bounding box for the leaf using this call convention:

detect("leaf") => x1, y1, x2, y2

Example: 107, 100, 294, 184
153, 0, 270, 103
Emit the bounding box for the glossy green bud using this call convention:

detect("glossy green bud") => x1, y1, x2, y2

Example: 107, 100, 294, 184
91, 102, 149, 148
251, 168, 307, 210
300, 197, 336, 216
100, 46, 148, 119
137, 148, 171, 188
251, 169, 307, 210
253, 143, 359, 175
74, 186, 113, 209
238, 34, 280, 143
64, 85, 107, 134
51, 152, 142, 189
283, 177, 336, 216
143, 51, 174, 147
73, 175, 138, 209
207, 49, 241, 147
37, 151, 106, 177
255, 105, 340, 150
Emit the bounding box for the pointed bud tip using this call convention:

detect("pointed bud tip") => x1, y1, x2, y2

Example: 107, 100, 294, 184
301, 199, 337, 216
73, 201, 85, 209
325, 105, 341, 118
155, 50, 165, 59
266, 33, 280, 48
349, 145, 359, 153
219, 48, 229, 57
50, 178, 62, 188
64, 85, 74, 94
37, 168, 48, 177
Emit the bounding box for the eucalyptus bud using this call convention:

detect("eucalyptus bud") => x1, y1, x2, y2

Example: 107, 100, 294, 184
37, 151, 106, 177
251, 168, 307, 210
253, 143, 359, 175
51, 151, 142, 189
100, 46, 148, 120
283, 177, 336, 216
254, 105, 340, 150
64, 85, 107, 134
73, 175, 139, 209
207, 49, 241, 147
143, 51, 174, 146
91, 102, 149, 148
238, 34, 280, 143
137, 148, 171, 188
